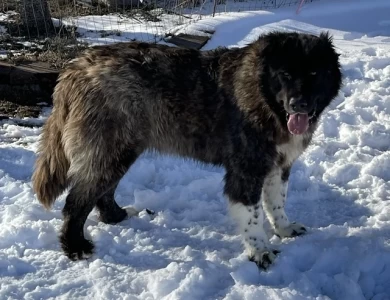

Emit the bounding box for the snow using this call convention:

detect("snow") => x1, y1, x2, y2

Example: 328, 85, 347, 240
172, 0, 390, 45
1, 1, 390, 299
53, 11, 187, 45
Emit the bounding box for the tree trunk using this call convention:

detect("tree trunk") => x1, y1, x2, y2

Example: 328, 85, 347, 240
19, 0, 55, 38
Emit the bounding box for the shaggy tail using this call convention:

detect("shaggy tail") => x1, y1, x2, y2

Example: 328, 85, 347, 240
32, 106, 70, 209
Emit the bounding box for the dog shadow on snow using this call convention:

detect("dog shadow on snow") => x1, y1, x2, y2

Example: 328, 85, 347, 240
221, 159, 381, 297
83, 156, 379, 296
285, 159, 372, 229
0, 147, 36, 183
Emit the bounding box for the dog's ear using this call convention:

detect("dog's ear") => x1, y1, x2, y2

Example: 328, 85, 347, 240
259, 39, 274, 56
319, 31, 342, 69
257, 31, 283, 58
319, 31, 341, 57
319, 31, 331, 42
319, 31, 336, 48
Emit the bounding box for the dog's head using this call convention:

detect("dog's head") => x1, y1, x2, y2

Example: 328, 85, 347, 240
258, 31, 342, 135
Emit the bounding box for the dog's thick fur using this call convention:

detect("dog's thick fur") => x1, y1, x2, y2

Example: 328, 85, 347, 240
32, 31, 342, 267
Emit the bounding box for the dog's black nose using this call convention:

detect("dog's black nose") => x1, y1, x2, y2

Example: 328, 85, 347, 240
290, 97, 308, 113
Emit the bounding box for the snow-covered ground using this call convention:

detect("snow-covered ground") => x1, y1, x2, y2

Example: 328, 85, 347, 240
55, 11, 186, 45
1, 1, 390, 299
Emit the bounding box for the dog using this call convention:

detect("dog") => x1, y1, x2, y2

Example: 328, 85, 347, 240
32, 31, 342, 268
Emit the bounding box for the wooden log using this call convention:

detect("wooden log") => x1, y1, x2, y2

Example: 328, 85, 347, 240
165, 33, 210, 50
0, 61, 59, 106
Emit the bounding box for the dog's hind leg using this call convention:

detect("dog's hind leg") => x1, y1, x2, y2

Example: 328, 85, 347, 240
262, 166, 306, 238
60, 149, 139, 260
60, 185, 97, 260
96, 183, 140, 225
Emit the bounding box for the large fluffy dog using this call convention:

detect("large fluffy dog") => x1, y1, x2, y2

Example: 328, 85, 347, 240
32, 31, 342, 268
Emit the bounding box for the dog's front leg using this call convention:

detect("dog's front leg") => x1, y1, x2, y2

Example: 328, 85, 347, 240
224, 172, 279, 270
262, 166, 306, 238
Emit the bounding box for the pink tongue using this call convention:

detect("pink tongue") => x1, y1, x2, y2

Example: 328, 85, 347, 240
287, 113, 309, 135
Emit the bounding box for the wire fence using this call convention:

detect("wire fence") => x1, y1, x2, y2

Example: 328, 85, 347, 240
0, 0, 319, 67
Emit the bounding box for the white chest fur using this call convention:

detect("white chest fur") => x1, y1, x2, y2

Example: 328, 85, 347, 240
276, 134, 309, 167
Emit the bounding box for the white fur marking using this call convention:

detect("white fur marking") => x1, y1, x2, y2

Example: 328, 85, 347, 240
229, 201, 277, 267
123, 206, 140, 218
81, 251, 93, 259
276, 134, 308, 166
276, 222, 307, 238
262, 167, 306, 238
262, 168, 290, 230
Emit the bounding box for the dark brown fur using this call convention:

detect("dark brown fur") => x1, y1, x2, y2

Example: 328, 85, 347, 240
32, 31, 342, 264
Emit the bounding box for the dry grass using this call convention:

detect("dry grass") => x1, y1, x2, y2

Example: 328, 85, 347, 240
3, 25, 89, 69
37, 36, 89, 69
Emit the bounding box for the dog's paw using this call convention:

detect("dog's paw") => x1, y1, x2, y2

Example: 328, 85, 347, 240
124, 207, 156, 220
60, 236, 94, 261
249, 249, 280, 270
275, 222, 306, 238
142, 208, 156, 220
